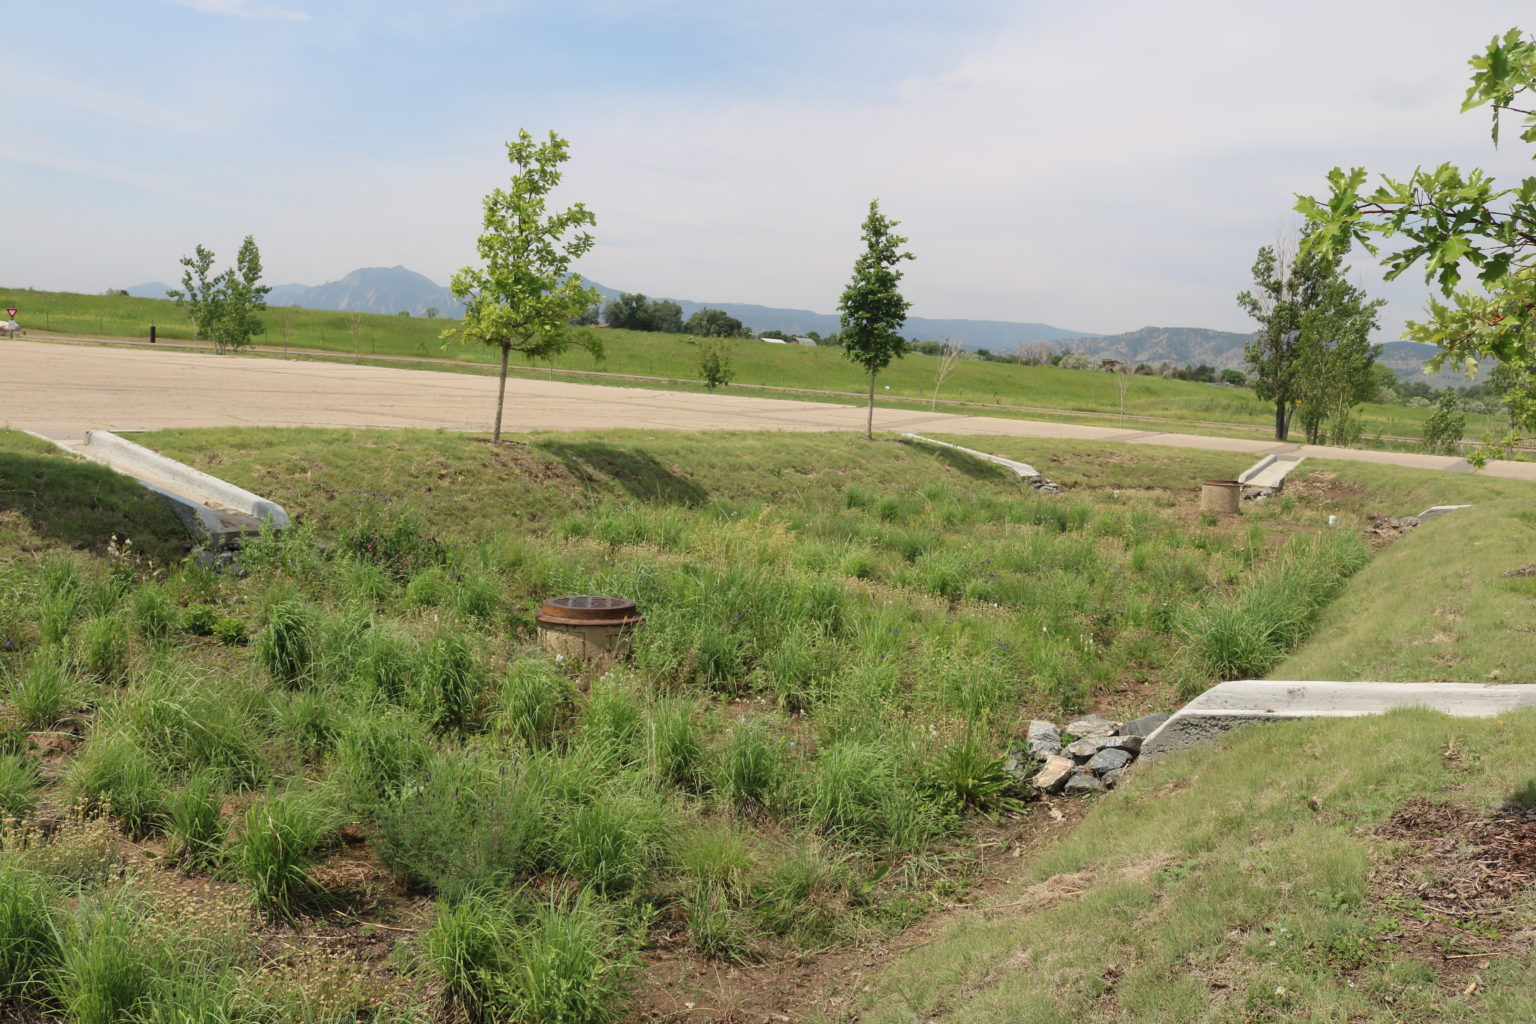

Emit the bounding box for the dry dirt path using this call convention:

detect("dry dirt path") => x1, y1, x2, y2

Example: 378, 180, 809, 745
8, 338, 1536, 482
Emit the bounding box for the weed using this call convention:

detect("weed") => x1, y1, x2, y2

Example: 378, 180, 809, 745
0, 857, 61, 1004
210, 616, 248, 646
554, 785, 665, 896
6, 652, 85, 729
412, 629, 483, 732
66, 728, 168, 837
751, 840, 855, 943
332, 709, 431, 812
230, 786, 343, 918
422, 891, 512, 1024
179, 603, 218, 637
166, 770, 227, 870
495, 658, 574, 748
507, 895, 638, 1024
0, 752, 43, 823
52, 891, 159, 1024
255, 600, 318, 688
928, 732, 1025, 818
646, 698, 710, 792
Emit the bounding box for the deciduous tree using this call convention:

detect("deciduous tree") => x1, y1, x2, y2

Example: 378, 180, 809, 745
166, 236, 270, 354
444, 130, 600, 441
1298, 28, 1536, 460
838, 199, 915, 440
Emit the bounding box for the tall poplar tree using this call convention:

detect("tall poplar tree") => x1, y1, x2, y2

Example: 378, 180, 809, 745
838, 200, 915, 441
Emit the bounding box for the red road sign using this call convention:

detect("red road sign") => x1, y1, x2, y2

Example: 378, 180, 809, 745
4, 308, 15, 319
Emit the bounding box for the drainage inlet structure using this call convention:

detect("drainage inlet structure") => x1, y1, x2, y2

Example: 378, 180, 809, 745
1200, 479, 1241, 515
535, 596, 645, 664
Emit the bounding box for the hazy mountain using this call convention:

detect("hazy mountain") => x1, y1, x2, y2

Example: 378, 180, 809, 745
266, 266, 464, 318
1051, 326, 1256, 370
125, 282, 173, 299
580, 280, 1093, 347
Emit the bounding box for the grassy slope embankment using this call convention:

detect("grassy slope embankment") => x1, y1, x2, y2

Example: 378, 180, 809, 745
851, 464, 1536, 1023
2, 427, 1532, 1023
3, 285, 1508, 443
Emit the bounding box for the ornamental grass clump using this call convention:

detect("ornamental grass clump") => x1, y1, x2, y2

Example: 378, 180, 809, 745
0, 858, 61, 1005
255, 600, 318, 689
230, 786, 343, 919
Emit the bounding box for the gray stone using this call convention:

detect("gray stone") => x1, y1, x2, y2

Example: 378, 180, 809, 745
1064, 735, 1118, 760
1117, 713, 1171, 738
1025, 720, 1061, 758
1106, 734, 1142, 754
1002, 755, 1037, 783
1063, 770, 1107, 796
1065, 714, 1119, 738
1088, 747, 1133, 775
1030, 755, 1076, 794
1102, 766, 1129, 789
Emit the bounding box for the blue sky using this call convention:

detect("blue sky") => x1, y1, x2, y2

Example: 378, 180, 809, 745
5, 0, 1534, 338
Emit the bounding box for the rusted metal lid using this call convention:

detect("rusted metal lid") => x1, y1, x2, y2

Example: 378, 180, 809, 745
1202, 479, 1241, 487
535, 595, 646, 627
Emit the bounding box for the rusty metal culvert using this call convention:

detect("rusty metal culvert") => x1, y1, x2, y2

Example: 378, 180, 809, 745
535, 596, 645, 663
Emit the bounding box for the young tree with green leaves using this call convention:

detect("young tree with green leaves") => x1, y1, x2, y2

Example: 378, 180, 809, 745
1298, 28, 1536, 461
1237, 229, 1382, 442
166, 236, 270, 354
838, 199, 915, 440
445, 130, 600, 441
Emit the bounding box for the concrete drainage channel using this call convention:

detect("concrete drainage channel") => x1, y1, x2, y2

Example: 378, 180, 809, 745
29, 429, 289, 562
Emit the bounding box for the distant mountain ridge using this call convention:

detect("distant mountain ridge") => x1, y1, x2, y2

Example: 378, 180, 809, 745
126, 266, 1457, 379
133, 267, 1094, 346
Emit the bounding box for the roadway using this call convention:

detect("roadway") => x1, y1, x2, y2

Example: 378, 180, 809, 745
8, 338, 1536, 481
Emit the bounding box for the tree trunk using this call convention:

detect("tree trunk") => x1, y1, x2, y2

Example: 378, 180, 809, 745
1273, 398, 1288, 442
866, 369, 877, 441
494, 344, 510, 442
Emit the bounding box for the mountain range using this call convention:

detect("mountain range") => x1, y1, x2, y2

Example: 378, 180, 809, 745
128, 266, 1452, 377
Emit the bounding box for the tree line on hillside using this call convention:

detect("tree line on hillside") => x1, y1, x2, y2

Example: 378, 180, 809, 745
593, 293, 751, 337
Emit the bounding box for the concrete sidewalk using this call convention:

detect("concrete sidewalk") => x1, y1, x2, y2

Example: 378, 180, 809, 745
8, 339, 1536, 481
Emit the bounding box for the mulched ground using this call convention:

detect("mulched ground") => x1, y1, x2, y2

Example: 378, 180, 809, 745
1372, 798, 1536, 982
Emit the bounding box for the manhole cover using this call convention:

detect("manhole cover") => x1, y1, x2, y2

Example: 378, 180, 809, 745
536, 595, 645, 626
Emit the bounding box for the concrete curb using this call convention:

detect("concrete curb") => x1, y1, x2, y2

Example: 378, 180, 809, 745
900, 433, 1039, 480
83, 430, 289, 528
1140, 679, 1536, 760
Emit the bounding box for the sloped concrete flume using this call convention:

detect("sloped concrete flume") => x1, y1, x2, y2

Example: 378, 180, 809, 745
27, 429, 288, 549
1139, 680, 1536, 760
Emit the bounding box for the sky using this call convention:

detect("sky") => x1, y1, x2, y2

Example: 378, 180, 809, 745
5, 0, 1534, 339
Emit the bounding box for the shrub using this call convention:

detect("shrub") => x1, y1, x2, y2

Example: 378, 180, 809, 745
255, 600, 318, 689
698, 336, 736, 389
1421, 392, 1465, 454
230, 786, 343, 918
928, 733, 1023, 818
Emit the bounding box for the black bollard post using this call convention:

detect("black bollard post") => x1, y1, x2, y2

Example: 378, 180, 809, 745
150, 325, 156, 344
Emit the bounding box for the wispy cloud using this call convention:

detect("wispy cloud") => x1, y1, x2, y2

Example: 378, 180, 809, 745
176, 0, 311, 21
